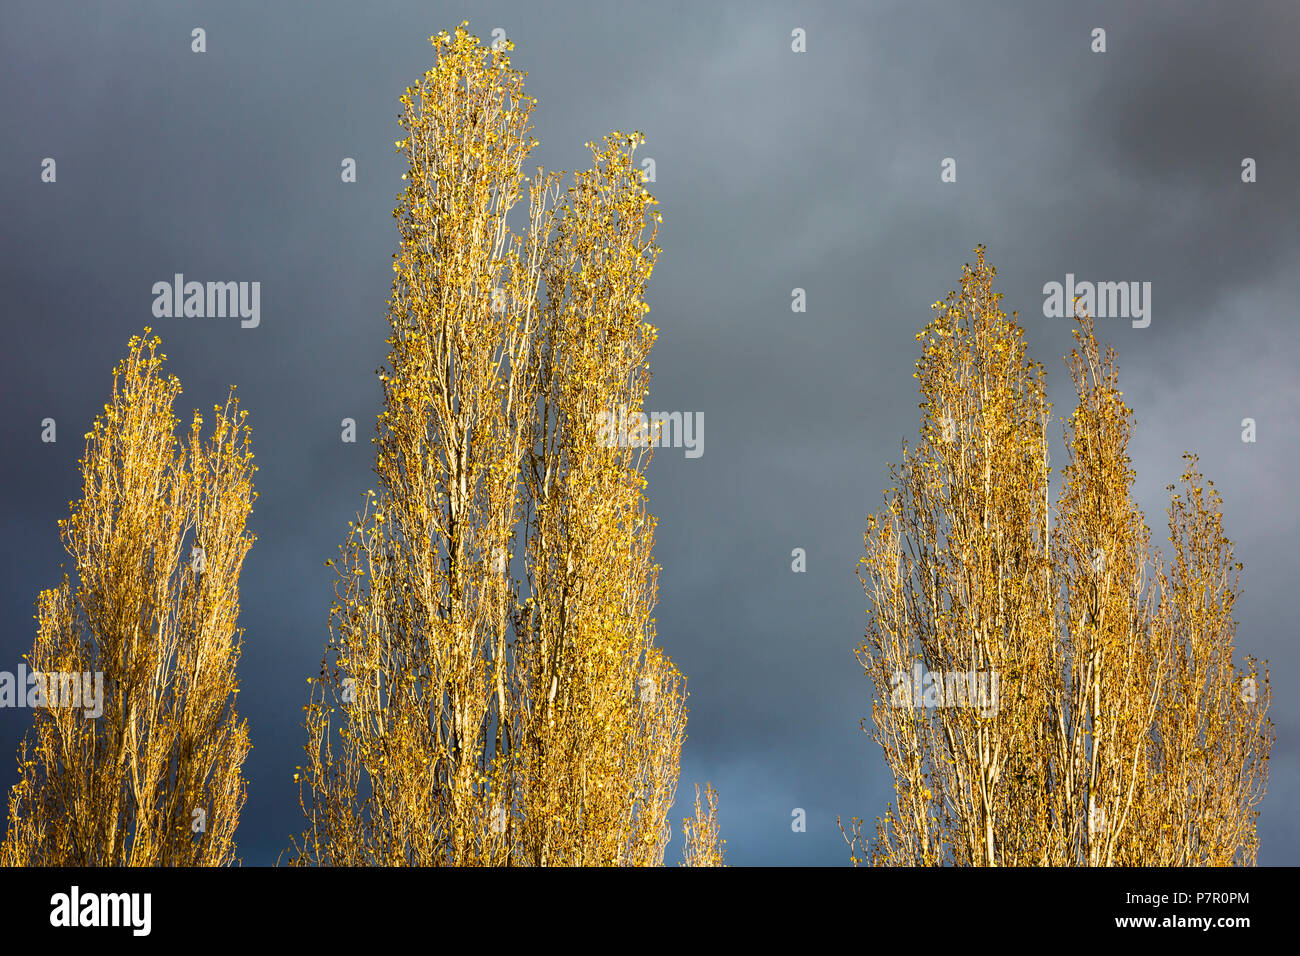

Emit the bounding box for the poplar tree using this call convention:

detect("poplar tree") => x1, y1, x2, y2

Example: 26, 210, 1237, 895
1, 331, 256, 866
846, 248, 1271, 866
292, 23, 700, 866
681, 783, 726, 867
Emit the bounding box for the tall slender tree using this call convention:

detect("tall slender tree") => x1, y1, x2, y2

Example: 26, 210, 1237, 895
292, 24, 698, 866
1, 330, 256, 866
846, 248, 1271, 866
1047, 316, 1165, 866
513, 131, 684, 866
681, 783, 725, 867
1139, 455, 1271, 865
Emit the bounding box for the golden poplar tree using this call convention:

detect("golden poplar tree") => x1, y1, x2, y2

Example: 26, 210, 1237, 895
681, 783, 725, 867
291, 24, 699, 866
846, 248, 1271, 866
1, 331, 256, 866
1138, 455, 1272, 864
512, 132, 685, 866
1045, 316, 1168, 865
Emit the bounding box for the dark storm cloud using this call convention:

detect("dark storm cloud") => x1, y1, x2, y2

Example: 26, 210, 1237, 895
1, 0, 1295, 864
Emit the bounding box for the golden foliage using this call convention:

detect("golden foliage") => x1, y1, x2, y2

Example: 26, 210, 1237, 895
2, 331, 256, 866
290, 24, 704, 866
681, 783, 725, 867
845, 248, 1272, 866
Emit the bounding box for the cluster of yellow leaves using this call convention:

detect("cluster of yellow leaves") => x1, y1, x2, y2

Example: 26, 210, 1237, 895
290, 24, 711, 867
3, 330, 256, 866
846, 248, 1272, 867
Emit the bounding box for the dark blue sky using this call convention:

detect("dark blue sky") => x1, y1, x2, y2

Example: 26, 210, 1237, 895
1, 0, 1296, 865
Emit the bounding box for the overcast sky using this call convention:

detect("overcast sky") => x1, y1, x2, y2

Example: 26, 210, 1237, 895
2, 0, 1296, 865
